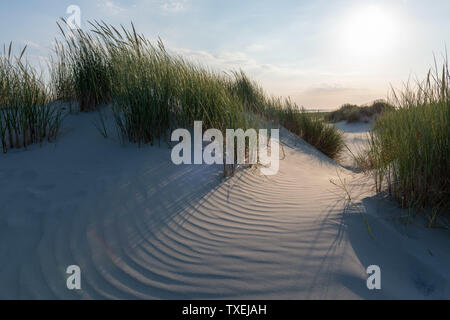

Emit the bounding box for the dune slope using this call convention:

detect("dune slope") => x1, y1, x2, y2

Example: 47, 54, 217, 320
0, 112, 448, 299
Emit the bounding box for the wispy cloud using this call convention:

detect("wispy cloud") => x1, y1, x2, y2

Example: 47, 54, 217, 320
171, 48, 256, 71
97, 0, 125, 15
303, 84, 362, 95
160, 0, 187, 13
22, 40, 47, 51
171, 47, 306, 77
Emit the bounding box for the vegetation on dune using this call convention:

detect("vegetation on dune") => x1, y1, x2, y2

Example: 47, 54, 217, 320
50, 41, 74, 105
226, 71, 344, 159
326, 100, 395, 123
52, 20, 344, 159
1, 20, 447, 219
0, 43, 63, 153
54, 21, 113, 111
360, 59, 449, 220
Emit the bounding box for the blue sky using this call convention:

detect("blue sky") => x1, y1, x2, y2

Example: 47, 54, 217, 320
1, 0, 449, 109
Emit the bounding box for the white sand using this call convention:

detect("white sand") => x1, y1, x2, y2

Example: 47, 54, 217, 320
0, 111, 449, 299
334, 120, 373, 171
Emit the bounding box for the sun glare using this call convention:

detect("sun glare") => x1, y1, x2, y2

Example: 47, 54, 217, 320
341, 5, 397, 58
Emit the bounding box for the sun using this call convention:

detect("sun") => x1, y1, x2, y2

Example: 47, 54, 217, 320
340, 5, 397, 58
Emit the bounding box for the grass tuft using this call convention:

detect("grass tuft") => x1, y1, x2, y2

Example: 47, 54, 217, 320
53, 20, 344, 160
327, 100, 394, 123
367, 57, 449, 217
0, 43, 63, 153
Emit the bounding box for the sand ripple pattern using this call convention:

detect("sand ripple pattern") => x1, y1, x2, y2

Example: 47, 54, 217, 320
2, 118, 448, 299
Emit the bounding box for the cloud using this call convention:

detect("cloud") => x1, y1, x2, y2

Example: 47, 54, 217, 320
160, 0, 187, 13
22, 40, 47, 51
97, 0, 125, 15
171, 48, 258, 71
141, 42, 384, 108
294, 83, 384, 109
170, 47, 308, 79
303, 84, 363, 95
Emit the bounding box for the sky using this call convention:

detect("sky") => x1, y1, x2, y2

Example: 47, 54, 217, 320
0, 0, 449, 109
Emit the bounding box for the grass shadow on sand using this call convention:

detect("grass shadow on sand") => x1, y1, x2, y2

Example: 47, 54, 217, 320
340, 194, 450, 299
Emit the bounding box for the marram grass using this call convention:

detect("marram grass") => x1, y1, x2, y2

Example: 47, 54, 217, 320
0, 43, 63, 153
54, 20, 344, 159
227, 71, 344, 159
367, 58, 449, 218
326, 100, 395, 123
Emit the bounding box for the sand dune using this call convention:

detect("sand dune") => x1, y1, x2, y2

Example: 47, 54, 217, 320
0, 111, 448, 299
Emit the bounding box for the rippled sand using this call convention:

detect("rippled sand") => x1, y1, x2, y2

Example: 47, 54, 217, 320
0, 111, 449, 299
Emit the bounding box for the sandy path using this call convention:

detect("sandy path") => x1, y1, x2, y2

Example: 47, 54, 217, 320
333, 120, 373, 170
0, 112, 448, 299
